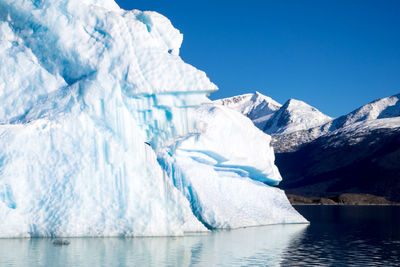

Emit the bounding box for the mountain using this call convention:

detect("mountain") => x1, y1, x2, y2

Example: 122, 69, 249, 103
218, 92, 400, 202
275, 94, 400, 201
325, 93, 400, 131
272, 93, 400, 153
263, 98, 333, 135
0, 0, 305, 237
214, 92, 281, 129
277, 117, 400, 201
214, 92, 332, 137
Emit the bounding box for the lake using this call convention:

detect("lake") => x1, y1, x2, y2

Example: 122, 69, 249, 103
0, 206, 399, 266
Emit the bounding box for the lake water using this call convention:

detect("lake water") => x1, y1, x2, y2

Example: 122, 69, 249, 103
0, 206, 399, 266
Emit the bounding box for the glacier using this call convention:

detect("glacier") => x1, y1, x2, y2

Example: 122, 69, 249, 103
0, 0, 306, 237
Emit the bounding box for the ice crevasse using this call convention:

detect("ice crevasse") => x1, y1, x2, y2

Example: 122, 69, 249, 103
0, 0, 307, 237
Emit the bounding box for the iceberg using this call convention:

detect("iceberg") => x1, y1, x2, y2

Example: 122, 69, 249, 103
0, 0, 306, 237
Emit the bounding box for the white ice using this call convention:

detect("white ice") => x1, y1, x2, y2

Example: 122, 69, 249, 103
159, 105, 306, 229
0, 0, 306, 237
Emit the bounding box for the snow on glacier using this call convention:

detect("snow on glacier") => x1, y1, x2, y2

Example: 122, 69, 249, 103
0, 0, 306, 237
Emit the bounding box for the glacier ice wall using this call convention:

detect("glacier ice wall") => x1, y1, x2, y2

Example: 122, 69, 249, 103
0, 0, 306, 237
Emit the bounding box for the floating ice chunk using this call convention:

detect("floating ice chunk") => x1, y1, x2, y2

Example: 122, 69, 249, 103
0, 0, 214, 237
0, 0, 305, 237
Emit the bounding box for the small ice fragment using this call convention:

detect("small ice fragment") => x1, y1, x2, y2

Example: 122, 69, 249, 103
52, 239, 70, 246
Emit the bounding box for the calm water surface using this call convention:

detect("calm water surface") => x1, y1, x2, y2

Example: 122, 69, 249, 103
0, 206, 399, 266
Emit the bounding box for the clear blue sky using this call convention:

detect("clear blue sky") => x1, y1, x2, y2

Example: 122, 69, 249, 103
115, 0, 400, 117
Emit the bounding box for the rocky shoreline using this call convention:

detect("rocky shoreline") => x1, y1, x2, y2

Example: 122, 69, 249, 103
286, 193, 399, 205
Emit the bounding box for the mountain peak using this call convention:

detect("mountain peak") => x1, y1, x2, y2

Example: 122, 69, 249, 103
264, 99, 332, 135
283, 98, 309, 108
214, 91, 281, 129
327, 93, 400, 131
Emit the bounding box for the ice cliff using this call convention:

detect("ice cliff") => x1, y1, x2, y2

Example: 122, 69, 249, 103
0, 0, 306, 237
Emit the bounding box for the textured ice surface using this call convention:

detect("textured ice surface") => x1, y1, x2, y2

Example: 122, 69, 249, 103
159, 105, 306, 229
0, 0, 306, 237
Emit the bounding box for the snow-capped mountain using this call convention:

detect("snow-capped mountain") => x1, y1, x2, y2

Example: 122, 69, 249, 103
218, 92, 400, 201
214, 92, 281, 129
272, 93, 400, 152
274, 94, 400, 202
277, 116, 400, 201
263, 98, 333, 135
215, 92, 332, 136
321, 93, 400, 132
215, 92, 333, 151
218, 92, 400, 150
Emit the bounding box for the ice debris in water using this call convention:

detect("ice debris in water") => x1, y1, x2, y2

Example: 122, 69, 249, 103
52, 239, 70, 246
0, 0, 307, 237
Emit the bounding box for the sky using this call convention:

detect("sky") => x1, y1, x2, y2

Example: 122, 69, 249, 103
115, 0, 400, 117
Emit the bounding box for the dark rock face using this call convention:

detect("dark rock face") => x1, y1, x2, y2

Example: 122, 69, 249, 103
286, 193, 395, 205
286, 194, 336, 205
277, 127, 400, 202
332, 193, 393, 205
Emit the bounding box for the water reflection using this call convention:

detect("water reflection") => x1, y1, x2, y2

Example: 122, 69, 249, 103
0, 224, 307, 267
2, 206, 399, 266
282, 206, 400, 266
